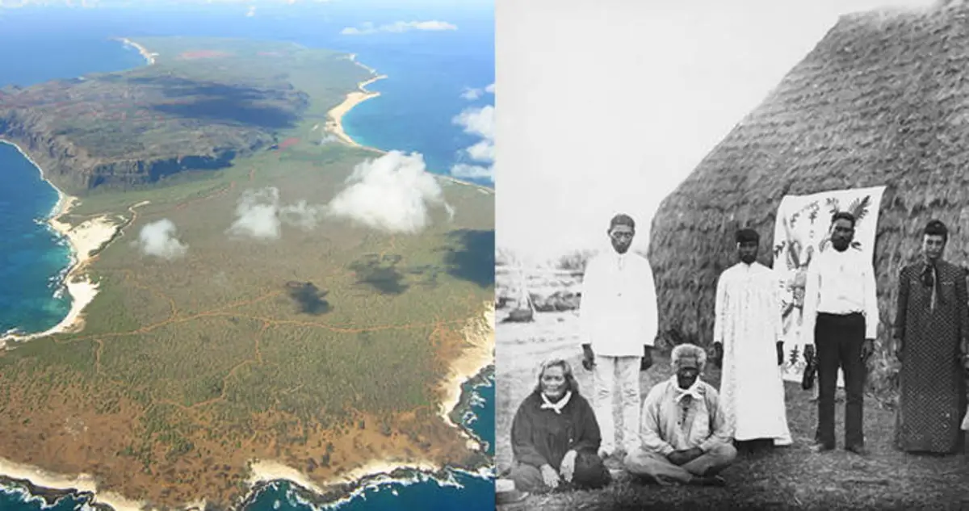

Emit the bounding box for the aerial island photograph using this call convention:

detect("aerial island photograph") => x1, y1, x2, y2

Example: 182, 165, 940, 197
0, 0, 495, 510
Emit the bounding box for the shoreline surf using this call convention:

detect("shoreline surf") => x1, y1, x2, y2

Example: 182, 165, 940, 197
0, 141, 122, 349
0, 365, 494, 512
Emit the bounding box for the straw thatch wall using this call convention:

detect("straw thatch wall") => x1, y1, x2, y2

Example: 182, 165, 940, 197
648, 0, 968, 396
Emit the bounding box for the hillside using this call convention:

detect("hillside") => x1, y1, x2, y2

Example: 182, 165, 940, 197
0, 37, 367, 195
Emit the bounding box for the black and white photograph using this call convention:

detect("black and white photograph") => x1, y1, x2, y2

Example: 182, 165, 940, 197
494, 0, 969, 509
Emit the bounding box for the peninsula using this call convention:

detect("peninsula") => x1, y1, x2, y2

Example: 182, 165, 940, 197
0, 36, 495, 510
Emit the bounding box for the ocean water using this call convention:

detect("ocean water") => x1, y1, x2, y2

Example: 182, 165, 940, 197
0, 3, 493, 510
0, 142, 72, 337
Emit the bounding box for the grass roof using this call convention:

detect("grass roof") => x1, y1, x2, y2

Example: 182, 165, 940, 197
647, 0, 968, 393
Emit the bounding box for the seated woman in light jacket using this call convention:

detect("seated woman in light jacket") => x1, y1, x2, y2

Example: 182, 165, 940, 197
509, 358, 611, 492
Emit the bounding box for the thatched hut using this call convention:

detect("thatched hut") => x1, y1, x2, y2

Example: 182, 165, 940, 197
648, 0, 968, 394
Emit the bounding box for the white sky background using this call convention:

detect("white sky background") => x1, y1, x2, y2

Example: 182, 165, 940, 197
495, 0, 939, 267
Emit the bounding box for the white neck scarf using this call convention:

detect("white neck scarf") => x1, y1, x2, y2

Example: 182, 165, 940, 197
672, 376, 704, 403
540, 390, 572, 414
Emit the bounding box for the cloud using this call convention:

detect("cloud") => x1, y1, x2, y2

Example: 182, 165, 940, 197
326, 151, 452, 233
341, 20, 458, 35
137, 219, 188, 260
450, 163, 494, 181
460, 88, 483, 101
450, 105, 495, 182
318, 134, 340, 145
453, 105, 494, 141
460, 83, 495, 101
226, 187, 324, 240
245, 5, 256, 16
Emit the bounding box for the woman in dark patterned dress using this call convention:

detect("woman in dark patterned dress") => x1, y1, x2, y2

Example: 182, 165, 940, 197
960, 265, 970, 461
893, 220, 969, 454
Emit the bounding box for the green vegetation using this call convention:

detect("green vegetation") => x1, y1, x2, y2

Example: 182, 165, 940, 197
0, 36, 494, 509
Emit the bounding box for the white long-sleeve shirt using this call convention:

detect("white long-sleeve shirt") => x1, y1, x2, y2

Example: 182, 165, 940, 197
801, 246, 879, 344
579, 251, 658, 357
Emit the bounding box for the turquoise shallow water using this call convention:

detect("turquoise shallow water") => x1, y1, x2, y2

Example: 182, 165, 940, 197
0, 3, 494, 510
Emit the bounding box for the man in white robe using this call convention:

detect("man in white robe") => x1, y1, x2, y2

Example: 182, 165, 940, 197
711, 228, 792, 447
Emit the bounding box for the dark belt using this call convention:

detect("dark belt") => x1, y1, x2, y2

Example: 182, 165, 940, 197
817, 312, 864, 324
818, 312, 863, 318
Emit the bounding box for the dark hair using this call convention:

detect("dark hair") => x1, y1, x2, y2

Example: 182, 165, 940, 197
735, 228, 759, 244
831, 211, 856, 228
609, 213, 635, 232
923, 220, 948, 243
533, 359, 581, 396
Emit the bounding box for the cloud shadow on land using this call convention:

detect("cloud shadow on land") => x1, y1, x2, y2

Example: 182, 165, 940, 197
441, 229, 495, 288
349, 254, 410, 295
406, 264, 440, 288
285, 281, 332, 315
126, 75, 304, 129
152, 99, 300, 129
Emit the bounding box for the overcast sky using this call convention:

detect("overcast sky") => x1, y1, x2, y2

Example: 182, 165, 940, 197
495, 0, 939, 266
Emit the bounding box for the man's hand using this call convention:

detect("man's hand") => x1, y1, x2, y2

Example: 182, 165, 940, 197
540, 464, 561, 489
893, 338, 904, 362
640, 346, 653, 371
559, 450, 577, 483
667, 448, 702, 466
776, 341, 785, 367
684, 447, 703, 463
861, 338, 875, 362
667, 450, 689, 466
711, 342, 723, 369
582, 344, 595, 371
804, 344, 816, 365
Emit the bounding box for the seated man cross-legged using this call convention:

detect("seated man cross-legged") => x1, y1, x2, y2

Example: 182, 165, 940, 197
624, 343, 737, 486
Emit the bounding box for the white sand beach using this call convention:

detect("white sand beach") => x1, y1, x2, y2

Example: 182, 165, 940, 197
325, 459, 439, 486
0, 144, 122, 346
438, 174, 495, 195
247, 457, 441, 500
0, 457, 145, 511
437, 303, 495, 442
325, 74, 388, 148
247, 460, 328, 496
118, 37, 158, 65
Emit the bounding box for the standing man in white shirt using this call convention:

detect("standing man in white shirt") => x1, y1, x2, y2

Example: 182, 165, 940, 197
579, 213, 658, 460
801, 211, 879, 456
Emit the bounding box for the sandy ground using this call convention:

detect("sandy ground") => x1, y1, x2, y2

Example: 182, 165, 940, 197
494, 269, 968, 510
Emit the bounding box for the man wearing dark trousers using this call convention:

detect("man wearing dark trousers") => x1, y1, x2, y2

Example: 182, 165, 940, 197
801, 211, 879, 455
